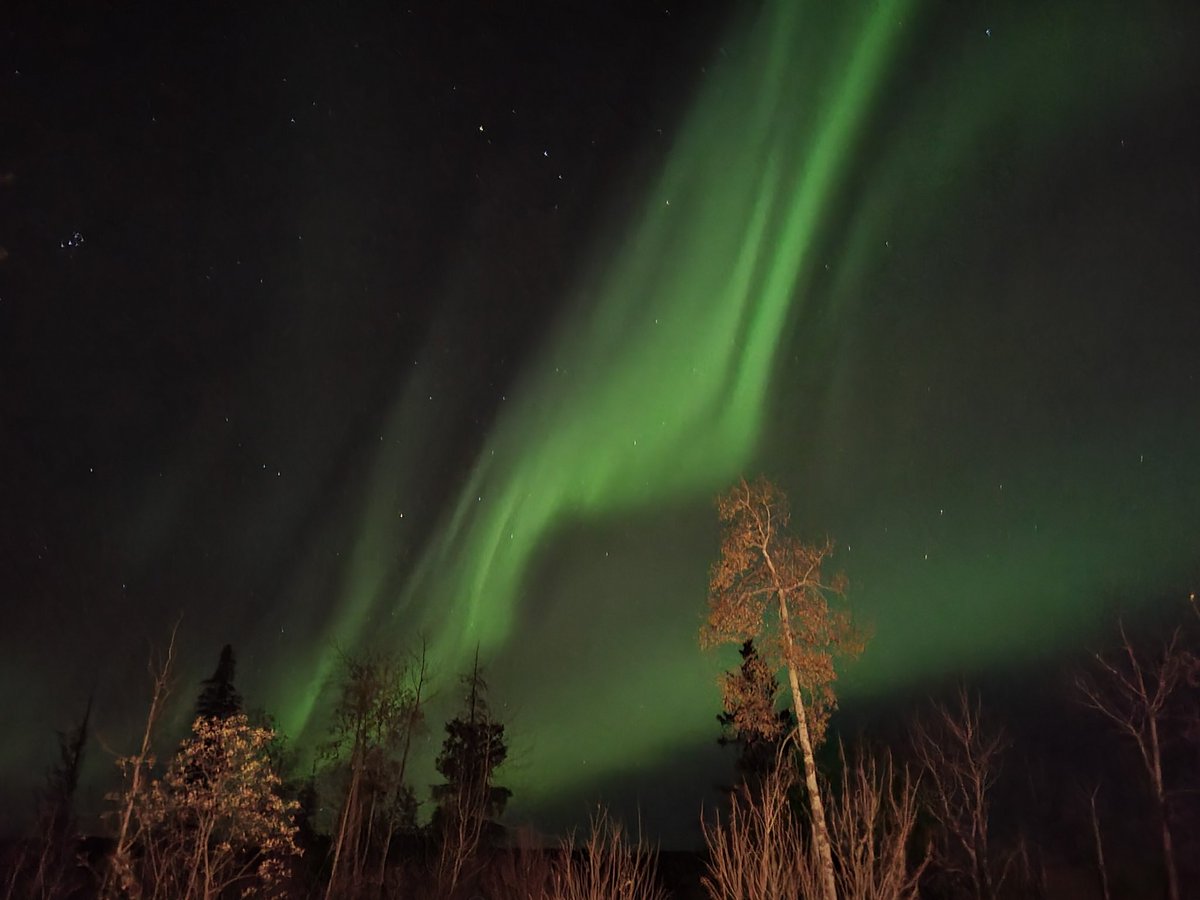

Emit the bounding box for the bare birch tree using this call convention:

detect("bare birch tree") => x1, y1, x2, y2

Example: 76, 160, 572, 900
1076, 620, 1187, 900
910, 685, 1010, 900
1087, 784, 1112, 900
323, 644, 428, 900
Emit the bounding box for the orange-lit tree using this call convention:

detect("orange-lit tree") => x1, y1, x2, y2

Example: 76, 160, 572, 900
701, 477, 863, 900
114, 714, 300, 900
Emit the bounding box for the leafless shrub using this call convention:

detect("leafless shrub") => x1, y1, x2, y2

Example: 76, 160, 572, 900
552, 807, 665, 900
702, 741, 927, 900
911, 685, 1011, 900
1076, 620, 1188, 900
701, 761, 817, 900
477, 827, 555, 900
827, 744, 928, 900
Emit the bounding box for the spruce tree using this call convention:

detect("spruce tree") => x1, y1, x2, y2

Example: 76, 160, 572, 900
432, 652, 511, 842
717, 639, 794, 786
195, 644, 243, 722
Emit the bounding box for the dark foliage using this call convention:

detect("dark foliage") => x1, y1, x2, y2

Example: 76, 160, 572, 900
717, 640, 795, 787
432, 654, 512, 842
194, 644, 243, 722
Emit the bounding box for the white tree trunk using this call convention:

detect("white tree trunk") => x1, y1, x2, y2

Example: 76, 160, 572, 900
1149, 717, 1180, 900
779, 602, 838, 900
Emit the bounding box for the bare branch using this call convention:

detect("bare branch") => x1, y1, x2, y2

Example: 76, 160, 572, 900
1074, 617, 1186, 900
911, 685, 1009, 900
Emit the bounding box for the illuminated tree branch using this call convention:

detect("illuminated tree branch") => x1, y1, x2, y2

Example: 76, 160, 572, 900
701, 477, 863, 900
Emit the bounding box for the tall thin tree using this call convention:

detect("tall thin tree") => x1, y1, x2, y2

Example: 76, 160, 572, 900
432, 650, 511, 896
701, 477, 863, 900
104, 620, 179, 900
322, 645, 427, 900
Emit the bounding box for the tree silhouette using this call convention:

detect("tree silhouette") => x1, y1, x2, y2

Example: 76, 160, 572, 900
701, 476, 864, 900
322, 646, 427, 900
432, 651, 511, 895
194, 644, 242, 722
1076, 619, 1189, 900
7, 698, 95, 900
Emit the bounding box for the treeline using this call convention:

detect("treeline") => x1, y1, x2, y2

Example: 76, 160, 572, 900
3, 627, 529, 900
3, 477, 1200, 900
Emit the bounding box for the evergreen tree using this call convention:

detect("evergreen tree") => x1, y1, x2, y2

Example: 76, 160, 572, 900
18, 699, 93, 900
195, 644, 243, 722
432, 652, 511, 845
717, 640, 794, 786
42, 697, 92, 840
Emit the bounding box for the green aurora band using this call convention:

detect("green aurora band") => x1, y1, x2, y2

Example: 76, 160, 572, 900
273, 0, 1199, 823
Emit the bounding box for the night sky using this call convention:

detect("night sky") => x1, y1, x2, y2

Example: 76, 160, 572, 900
3, 0, 1199, 846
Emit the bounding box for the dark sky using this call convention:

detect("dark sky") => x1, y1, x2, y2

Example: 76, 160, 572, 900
2, 0, 1199, 846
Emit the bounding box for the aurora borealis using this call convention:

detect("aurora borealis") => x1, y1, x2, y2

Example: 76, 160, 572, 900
3, 0, 1199, 845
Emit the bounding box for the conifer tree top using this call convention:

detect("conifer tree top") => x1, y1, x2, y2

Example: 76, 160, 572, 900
195, 643, 243, 722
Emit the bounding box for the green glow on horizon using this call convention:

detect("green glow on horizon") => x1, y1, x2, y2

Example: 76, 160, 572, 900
265, 0, 1200, 827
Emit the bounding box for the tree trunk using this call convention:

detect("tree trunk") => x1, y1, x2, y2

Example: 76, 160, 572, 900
106, 624, 178, 900
1159, 806, 1179, 900
377, 825, 393, 894
1149, 717, 1180, 900
326, 763, 361, 900
362, 790, 377, 883
977, 852, 995, 900
778, 600, 838, 900
1089, 787, 1111, 900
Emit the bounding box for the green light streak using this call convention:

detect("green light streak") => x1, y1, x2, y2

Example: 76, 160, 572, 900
267, 0, 1200, 829
398, 0, 915, 663
287, 0, 917, 800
